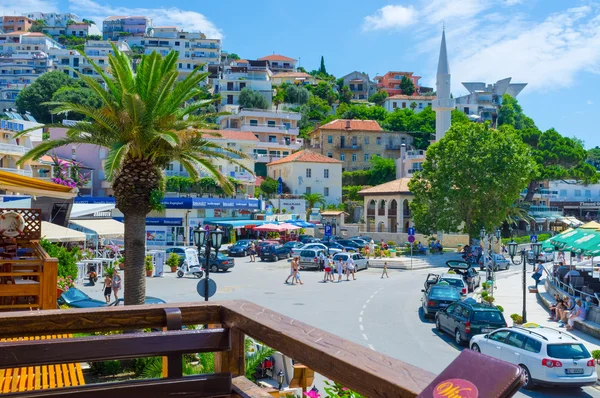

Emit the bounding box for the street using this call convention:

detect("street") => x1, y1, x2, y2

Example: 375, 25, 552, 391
78, 255, 600, 397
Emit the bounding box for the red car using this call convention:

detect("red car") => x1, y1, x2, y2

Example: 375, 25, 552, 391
256, 240, 280, 256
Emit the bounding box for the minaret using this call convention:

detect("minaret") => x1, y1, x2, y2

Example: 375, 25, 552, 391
433, 28, 454, 141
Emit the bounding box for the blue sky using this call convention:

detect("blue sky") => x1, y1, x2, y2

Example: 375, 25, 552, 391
5, 0, 600, 147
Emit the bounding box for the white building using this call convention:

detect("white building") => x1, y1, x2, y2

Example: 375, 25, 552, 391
215, 60, 273, 109
267, 150, 342, 204
0, 117, 44, 177
455, 78, 527, 125
257, 54, 296, 73
383, 95, 434, 113
432, 29, 454, 141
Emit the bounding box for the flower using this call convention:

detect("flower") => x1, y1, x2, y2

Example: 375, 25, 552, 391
304, 391, 320, 398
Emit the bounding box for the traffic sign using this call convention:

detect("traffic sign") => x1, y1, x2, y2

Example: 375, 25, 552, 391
277, 177, 283, 195
408, 227, 415, 236
530, 235, 538, 243
408, 235, 415, 243
197, 278, 217, 298
324, 224, 332, 237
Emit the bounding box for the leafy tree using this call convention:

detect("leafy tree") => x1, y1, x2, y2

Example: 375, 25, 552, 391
82, 19, 95, 25
336, 77, 344, 91
451, 108, 470, 125
51, 86, 102, 120
18, 46, 245, 305
239, 87, 269, 109
297, 66, 308, 73
311, 81, 336, 105
368, 156, 395, 185
338, 86, 353, 104
408, 122, 535, 238
368, 90, 388, 106
228, 53, 240, 60
587, 147, 600, 170
400, 76, 416, 96
29, 19, 46, 32
284, 84, 310, 105
301, 96, 331, 121
410, 102, 417, 110
302, 192, 326, 215
16, 71, 76, 122
260, 177, 278, 194
497, 94, 535, 130
319, 56, 327, 75
341, 104, 387, 122
273, 87, 285, 110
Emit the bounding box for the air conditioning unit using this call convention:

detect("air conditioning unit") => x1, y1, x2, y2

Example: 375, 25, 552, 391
3, 133, 10, 139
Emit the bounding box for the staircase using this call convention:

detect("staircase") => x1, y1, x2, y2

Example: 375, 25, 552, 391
368, 253, 462, 270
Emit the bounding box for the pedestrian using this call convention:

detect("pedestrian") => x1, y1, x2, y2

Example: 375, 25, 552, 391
103, 273, 112, 304
112, 268, 122, 301
381, 261, 389, 279
369, 239, 375, 259
328, 255, 335, 281
548, 294, 562, 321
323, 256, 331, 282
346, 255, 356, 281
567, 299, 586, 330
285, 258, 295, 284
292, 257, 303, 285
531, 261, 545, 286
249, 242, 256, 262
319, 251, 326, 271
336, 256, 344, 282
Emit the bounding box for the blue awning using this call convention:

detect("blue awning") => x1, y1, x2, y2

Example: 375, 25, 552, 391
205, 220, 267, 229
289, 221, 314, 228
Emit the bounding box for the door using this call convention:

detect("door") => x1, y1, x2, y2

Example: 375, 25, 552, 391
340, 136, 345, 148
425, 273, 439, 291
484, 330, 510, 359
522, 337, 542, 380
504, 332, 529, 365
438, 304, 456, 332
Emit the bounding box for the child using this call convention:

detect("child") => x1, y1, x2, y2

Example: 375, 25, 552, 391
103, 274, 112, 303
381, 261, 389, 279
323, 259, 331, 282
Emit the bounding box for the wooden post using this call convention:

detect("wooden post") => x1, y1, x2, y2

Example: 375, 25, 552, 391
41, 257, 58, 310
162, 308, 183, 378
214, 327, 244, 377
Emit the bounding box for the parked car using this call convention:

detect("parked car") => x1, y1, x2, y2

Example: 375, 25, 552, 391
283, 241, 304, 252
227, 240, 254, 257
527, 249, 554, 263
299, 235, 317, 244
481, 253, 511, 271
322, 241, 356, 253
337, 239, 365, 249
260, 244, 291, 261
331, 252, 369, 271
298, 249, 327, 269
349, 238, 371, 247
425, 273, 469, 296
58, 288, 164, 308
256, 240, 280, 256
292, 243, 342, 257
445, 260, 481, 292
435, 300, 507, 346
470, 325, 597, 389
165, 246, 190, 265
198, 249, 235, 272
421, 285, 461, 318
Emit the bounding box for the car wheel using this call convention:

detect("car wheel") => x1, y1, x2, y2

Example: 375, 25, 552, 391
455, 329, 464, 346
260, 257, 265, 262
471, 343, 480, 353
210, 265, 218, 273
435, 316, 441, 331
287, 253, 291, 259
243, 251, 247, 257
176, 270, 184, 278
519, 365, 535, 390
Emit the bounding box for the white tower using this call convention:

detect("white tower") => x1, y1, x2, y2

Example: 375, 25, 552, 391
433, 29, 454, 141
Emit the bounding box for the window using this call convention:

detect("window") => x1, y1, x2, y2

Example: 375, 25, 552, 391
419, 103, 423, 109
268, 135, 277, 143
352, 153, 357, 162
357, 84, 363, 91
349, 84, 355, 90
364, 137, 369, 144
395, 75, 400, 79
267, 120, 276, 127
575, 190, 582, 197
585, 190, 591, 198
506, 332, 527, 349
393, 102, 397, 109
324, 169, 329, 178
547, 344, 591, 359
327, 135, 333, 144
340, 154, 345, 161
324, 187, 329, 197
305, 187, 311, 194
306, 168, 312, 178
489, 330, 510, 342
524, 338, 542, 353
175, 41, 180, 46
327, 153, 333, 158
464, 107, 470, 114
364, 154, 369, 162
402, 102, 406, 108
376, 137, 381, 145
560, 189, 567, 197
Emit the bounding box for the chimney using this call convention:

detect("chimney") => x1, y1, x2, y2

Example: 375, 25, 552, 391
345, 120, 351, 130
396, 144, 406, 179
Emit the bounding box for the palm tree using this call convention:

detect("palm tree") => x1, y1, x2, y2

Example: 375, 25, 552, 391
17, 46, 247, 305
504, 201, 534, 228
302, 193, 326, 217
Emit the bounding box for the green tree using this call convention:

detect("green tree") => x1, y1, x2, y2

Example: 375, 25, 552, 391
400, 76, 416, 96
301, 96, 331, 121
29, 19, 46, 32
368, 90, 388, 106
451, 108, 470, 125
408, 123, 535, 238
16, 71, 76, 123
588, 147, 600, 170
302, 192, 326, 216
284, 84, 310, 105
497, 94, 535, 130
311, 81, 336, 105
319, 56, 327, 75
339, 86, 353, 104
273, 87, 285, 110
238, 88, 269, 109
368, 156, 395, 185
18, 46, 246, 305
228, 53, 241, 60
410, 101, 417, 110
260, 177, 278, 195
336, 77, 344, 91
51, 86, 102, 120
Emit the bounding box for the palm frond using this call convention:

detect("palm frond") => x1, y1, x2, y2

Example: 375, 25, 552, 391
245, 345, 276, 382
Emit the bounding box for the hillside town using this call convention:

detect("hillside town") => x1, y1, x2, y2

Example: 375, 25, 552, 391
1, 5, 600, 398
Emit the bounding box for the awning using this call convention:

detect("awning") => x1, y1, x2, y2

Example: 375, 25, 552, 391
70, 203, 116, 218
253, 224, 286, 232
69, 219, 124, 238
535, 218, 547, 223
205, 220, 267, 229
41, 221, 86, 243
0, 170, 76, 199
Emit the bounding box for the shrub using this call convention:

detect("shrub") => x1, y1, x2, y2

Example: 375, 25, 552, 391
167, 253, 180, 268
383, 250, 390, 257
481, 291, 489, 299
40, 238, 78, 280
592, 350, 600, 362
484, 296, 495, 304
387, 240, 396, 248
495, 305, 504, 313
510, 313, 523, 324
89, 360, 122, 376
145, 255, 153, 271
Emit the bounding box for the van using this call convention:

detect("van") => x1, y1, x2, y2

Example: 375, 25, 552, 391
299, 249, 325, 270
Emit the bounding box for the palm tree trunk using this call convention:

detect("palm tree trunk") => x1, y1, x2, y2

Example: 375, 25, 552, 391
124, 210, 147, 306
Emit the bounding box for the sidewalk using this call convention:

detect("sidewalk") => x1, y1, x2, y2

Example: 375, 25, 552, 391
367, 252, 462, 270
492, 270, 600, 351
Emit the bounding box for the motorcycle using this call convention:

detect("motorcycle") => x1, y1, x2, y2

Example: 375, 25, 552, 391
176, 248, 204, 278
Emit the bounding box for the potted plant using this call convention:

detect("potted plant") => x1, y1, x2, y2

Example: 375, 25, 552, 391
145, 255, 153, 277
510, 313, 523, 325
167, 252, 180, 273
592, 350, 600, 377
57, 276, 75, 298
115, 257, 125, 270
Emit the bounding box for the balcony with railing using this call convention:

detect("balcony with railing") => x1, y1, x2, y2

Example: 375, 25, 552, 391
335, 144, 362, 151
0, 167, 32, 177
240, 123, 299, 135
406, 150, 425, 158
377, 208, 386, 216
0, 142, 26, 156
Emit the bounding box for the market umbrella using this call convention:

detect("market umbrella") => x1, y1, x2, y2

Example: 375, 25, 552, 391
253, 224, 285, 232
562, 230, 600, 251
278, 223, 301, 231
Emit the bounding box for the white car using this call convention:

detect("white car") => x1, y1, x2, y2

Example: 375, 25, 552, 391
528, 250, 554, 263
470, 325, 597, 389
436, 273, 468, 296
291, 243, 342, 257
332, 253, 369, 271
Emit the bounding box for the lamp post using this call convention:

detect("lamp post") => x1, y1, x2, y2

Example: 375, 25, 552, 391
277, 370, 284, 391
507, 240, 541, 324
193, 227, 223, 301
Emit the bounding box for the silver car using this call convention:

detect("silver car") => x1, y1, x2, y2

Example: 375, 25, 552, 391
527, 249, 554, 263
481, 253, 510, 271
298, 249, 327, 269
292, 243, 342, 257
332, 253, 369, 271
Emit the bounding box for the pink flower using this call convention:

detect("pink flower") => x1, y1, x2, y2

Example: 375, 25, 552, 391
303, 392, 320, 398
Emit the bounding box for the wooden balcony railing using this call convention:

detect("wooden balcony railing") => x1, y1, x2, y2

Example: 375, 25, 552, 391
0, 300, 438, 397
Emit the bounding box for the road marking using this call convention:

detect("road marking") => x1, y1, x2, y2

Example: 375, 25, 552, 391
366, 299, 370, 304
357, 287, 383, 354
360, 310, 364, 316
358, 317, 362, 323
362, 333, 368, 341
362, 305, 367, 309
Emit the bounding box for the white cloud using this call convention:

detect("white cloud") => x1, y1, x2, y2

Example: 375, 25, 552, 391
68, 0, 223, 39
588, 100, 594, 105
362, 5, 418, 31
504, 0, 524, 5
0, 0, 57, 17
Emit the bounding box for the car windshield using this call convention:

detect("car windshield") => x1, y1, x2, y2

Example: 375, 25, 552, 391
429, 287, 460, 300
61, 288, 89, 303
214, 253, 228, 260
439, 278, 463, 287
547, 344, 591, 359
472, 311, 504, 322
234, 241, 249, 246
284, 242, 298, 248
334, 255, 349, 261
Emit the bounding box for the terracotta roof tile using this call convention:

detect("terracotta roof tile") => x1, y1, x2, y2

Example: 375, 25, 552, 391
387, 95, 435, 101
258, 54, 296, 62
319, 119, 382, 131
267, 150, 342, 166
359, 178, 413, 195
200, 129, 259, 141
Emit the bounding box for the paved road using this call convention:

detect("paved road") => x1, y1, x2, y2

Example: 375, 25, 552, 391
78, 256, 600, 397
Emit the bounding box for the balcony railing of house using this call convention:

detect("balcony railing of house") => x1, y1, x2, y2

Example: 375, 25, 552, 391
403, 212, 411, 218
377, 208, 386, 216
367, 209, 375, 216
385, 144, 403, 150
0, 142, 26, 155
0, 167, 32, 177
407, 168, 423, 174
388, 208, 397, 216
406, 150, 425, 158
334, 144, 362, 151
0, 301, 445, 397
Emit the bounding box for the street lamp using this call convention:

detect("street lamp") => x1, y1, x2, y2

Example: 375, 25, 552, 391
495, 228, 501, 242
193, 227, 223, 301
507, 240, 540, 324
277, 370, 285, 391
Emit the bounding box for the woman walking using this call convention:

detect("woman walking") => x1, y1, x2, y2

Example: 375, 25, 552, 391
336, 256, 344, 283
292, 256, 303, 285
112, 268, 122, 301
249, 242, 256, 262
103, 273, 112, 304
381, 261, 389, 279
285, 258, 295, 284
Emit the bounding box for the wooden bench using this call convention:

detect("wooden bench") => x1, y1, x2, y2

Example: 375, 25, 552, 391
0, 335, 85, 393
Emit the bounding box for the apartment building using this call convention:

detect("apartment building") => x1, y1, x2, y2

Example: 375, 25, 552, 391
271, 72, 316, 86
374, 71, 424, 96
219, 109, 302, 176
63, 23, 102, 38
257, 54, 296, 73
103, 16, 152, 40
455, 77, 527, 125
309, 119, 413, 171
340, 71, 377, 101
383, 95, 434, 113
267, 150, 342, 204
0, 16, 33, 33
20, 12, 100, 39
0, 118, 43, 178
215, 60, 273, 109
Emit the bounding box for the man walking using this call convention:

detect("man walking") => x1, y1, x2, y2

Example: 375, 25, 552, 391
381, 261, 389, 279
